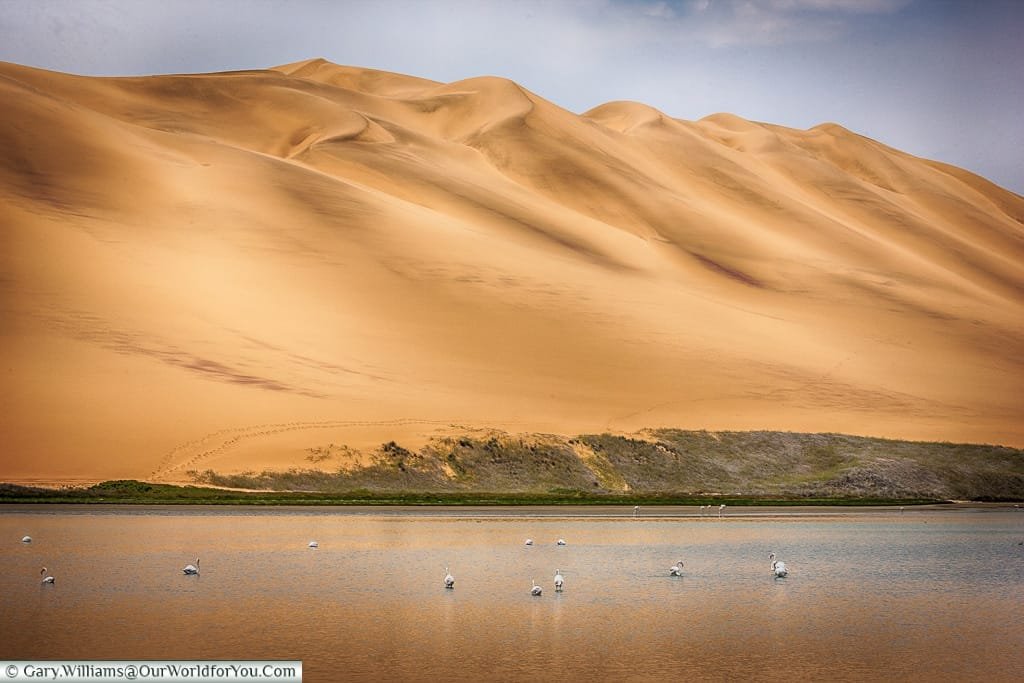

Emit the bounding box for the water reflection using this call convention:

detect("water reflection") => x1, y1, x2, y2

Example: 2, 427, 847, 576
2, 507, 1022, 681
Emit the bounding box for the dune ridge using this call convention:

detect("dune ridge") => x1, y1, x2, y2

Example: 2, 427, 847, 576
1, 58, 1021, 483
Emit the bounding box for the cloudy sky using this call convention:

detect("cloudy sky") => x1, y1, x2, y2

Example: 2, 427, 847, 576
2, 0, 1022, 192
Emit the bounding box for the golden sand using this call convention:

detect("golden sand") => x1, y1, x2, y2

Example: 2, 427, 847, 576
1, 59, 1021, 482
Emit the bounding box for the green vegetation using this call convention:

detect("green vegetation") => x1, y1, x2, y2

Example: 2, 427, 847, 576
183, 430, 1021, 501
3, 429, 1021, 504
0, 480, 942, 506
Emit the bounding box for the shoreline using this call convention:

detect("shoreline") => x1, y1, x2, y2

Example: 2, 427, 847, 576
4, 480, 1020, 507
0, 480, 964, 507
1, 502, 1018, 518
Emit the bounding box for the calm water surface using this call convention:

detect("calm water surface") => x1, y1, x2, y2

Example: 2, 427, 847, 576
2, 505, 1022, 682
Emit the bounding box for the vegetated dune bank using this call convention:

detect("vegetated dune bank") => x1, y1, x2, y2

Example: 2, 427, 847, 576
0, 58, 1021, 483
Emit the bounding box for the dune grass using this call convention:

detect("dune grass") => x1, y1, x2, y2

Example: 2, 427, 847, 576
182, 430, 1022, 501
3, 429, 1019, 504
0, 480, 943, 506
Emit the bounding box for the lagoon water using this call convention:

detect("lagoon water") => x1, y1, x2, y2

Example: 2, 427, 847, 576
2, 505, 1022, 682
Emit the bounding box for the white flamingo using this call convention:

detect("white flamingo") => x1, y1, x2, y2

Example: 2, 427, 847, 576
554, 570, 564, 592
531, 578, 543, 596
444, 566, 455, 589
183, 558, 200, 575
524, 539, 534, 546
633, 505, 639, 518
40, 567, 55, 584
769, 553, 788, 578
21, 535, 32, 543
670, 560, 684, 576
718, 504, 726, 517
308, 541, 318, 548
556, 539, 566, 546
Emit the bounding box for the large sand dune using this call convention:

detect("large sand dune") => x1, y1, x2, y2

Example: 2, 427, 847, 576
1, 58, 1022, 483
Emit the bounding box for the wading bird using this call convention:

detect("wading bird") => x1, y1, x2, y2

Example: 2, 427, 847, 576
524, 539, 533, 546
718, 504, 726, 517
444, 567, 455, 589
670, 560, 684, 576
21, 536, 32, 543
769, 553, 788, 578
40, 567, 54, 584
531, 578, 543, 596
183, 559, 200, 575
554, 570, 564, 592
556, 539, 566, 546
308, 541, 318, 548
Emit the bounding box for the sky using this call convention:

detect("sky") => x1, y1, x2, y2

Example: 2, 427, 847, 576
1, 0, 1022, 193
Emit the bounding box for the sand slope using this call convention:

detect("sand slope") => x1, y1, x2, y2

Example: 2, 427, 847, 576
1, 58, 1021, 483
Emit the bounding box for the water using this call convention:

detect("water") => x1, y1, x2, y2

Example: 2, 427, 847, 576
2, 506, 1022, 682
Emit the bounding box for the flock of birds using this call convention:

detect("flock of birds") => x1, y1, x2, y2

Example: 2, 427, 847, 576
429, 538, 788, 595
433, 537, 786, 594
21, 518, 791, 591
16, 506, 1019, 594
274, 535, 783, 594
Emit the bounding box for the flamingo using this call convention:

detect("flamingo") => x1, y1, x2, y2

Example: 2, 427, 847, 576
531, 578, 543, 596
633, 505, 640, 518
183, 558, 200, 575
444, 566, 455, 589
718, 504, 726, 517
21, 535, 32, 543
769, 553, 788, 578
556, 539, 567, 546
308, 541, 319, 548
524, 539, 534, 546
40, 567, 55, 584
554, 569, 564, 592
670, 560, 684, 576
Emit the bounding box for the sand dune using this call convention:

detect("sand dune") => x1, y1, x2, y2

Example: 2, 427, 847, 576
1, 58, 1021, 483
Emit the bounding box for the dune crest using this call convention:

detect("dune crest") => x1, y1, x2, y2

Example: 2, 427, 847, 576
1, 59, 1021, 483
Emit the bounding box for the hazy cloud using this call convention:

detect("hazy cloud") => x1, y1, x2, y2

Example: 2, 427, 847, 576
670, 0, 914, 46
763, 0, 910, 11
